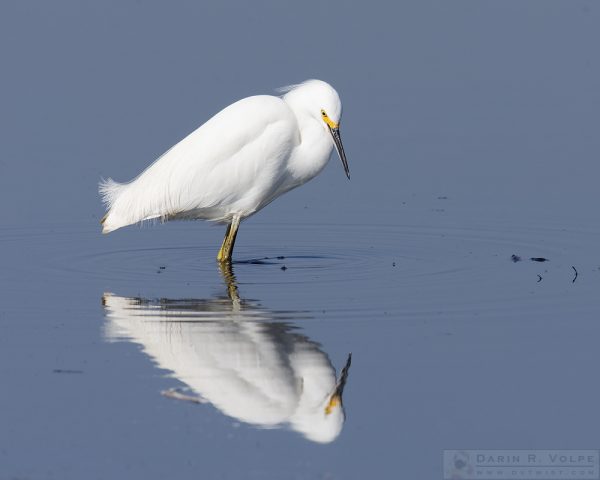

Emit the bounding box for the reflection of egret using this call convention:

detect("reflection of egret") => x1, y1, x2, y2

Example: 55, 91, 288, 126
102, 264, 351, 443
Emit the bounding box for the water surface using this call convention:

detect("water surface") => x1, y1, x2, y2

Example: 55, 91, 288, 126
1, 1, 599, 478
2, 215, 599, 478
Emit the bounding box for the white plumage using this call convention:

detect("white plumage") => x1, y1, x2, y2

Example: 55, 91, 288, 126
99, 79, 349, 260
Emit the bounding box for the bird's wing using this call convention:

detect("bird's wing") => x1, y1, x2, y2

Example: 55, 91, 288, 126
105, 95, 299, 228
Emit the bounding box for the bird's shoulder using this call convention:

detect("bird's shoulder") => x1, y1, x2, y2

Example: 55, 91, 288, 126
178, 95, 298, 161
212, 94, 297, 131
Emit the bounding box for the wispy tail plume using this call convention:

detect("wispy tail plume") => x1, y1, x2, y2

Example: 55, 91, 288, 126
99, 178, 124, 209
99, 178, 126, 233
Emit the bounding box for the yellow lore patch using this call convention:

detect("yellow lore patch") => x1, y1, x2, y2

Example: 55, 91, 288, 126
321, 109, 338, 129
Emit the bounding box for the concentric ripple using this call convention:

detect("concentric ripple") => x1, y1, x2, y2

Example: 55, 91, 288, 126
2, 219, 599, 320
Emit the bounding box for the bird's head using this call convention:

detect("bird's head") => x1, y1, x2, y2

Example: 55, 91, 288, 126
281, 79, 350, 179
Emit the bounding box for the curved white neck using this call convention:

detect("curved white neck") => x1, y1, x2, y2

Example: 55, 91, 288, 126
287, 114, 333, 186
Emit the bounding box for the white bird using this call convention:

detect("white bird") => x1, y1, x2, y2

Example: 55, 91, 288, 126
99, 79, 349, 262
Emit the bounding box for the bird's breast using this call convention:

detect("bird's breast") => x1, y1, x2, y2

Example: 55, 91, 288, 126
286, 125, 333, 187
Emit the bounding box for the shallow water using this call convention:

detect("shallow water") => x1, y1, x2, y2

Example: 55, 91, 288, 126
2, 213, 600, 479
2, 2, 600, 478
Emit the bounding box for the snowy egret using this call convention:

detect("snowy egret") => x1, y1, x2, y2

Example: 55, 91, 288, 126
99, 79, 349, 262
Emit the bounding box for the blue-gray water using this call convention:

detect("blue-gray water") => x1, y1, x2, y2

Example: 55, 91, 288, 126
1, 2, 599, 479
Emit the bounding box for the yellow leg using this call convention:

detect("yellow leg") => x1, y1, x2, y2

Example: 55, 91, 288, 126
217, 216, 240, 263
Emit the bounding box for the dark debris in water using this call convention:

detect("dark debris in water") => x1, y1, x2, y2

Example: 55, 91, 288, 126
53, 369, 84, 374
236, 255, 328, 265
235, 258, 278, 265
512, 255, 550, 263
280, 265, 287, 271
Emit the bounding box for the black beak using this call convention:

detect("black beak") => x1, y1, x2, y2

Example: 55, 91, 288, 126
328, 126, 350, 179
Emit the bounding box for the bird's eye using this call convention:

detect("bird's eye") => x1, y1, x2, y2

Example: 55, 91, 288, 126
321, 110, 327, 117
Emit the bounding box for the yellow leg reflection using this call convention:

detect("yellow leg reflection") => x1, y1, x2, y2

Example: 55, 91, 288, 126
217, 260, 240, 307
